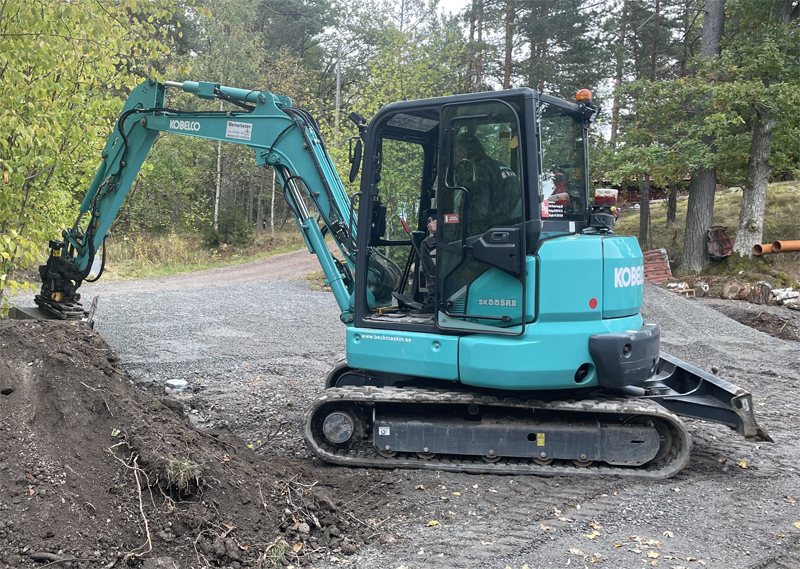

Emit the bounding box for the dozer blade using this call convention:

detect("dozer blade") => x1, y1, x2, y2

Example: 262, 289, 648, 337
642, 352, 772, 442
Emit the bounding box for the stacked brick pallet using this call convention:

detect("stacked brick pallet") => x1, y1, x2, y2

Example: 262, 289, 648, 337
643, 249, 673, 284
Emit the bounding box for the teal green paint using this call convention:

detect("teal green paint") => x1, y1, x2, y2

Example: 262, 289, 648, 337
459, 313, 644, 389
75, 80, 164, 270
537, 236, 603, 322
465, 260, 535, 325
602, 237, 643, 318
347, 328, 460, 380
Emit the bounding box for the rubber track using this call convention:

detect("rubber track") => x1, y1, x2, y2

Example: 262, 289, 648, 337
304, 385, 692, 479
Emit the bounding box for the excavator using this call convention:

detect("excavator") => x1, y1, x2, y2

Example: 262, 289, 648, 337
10, 78, 770, 478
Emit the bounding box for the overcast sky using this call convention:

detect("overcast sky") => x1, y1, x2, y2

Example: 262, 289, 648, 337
438, 0, 470, 16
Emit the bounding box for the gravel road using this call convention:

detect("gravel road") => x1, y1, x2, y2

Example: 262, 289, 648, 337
69, 252, 800, 569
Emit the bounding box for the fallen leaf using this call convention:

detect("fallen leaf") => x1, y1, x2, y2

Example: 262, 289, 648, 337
25, 473, 34, 481
786, 495, 796, 505
559, 517, 574, 522
663, 531, 674, 538
632, 548, 642, 554
481, 541, 494, 546
441, 485, 447, 490
777, 534, 785, 538
452, 492, 461, 496
28, 487, 34, 496
488, 488, 497, 493
472, 484, 478, 489
646, 539, 662, 547
222, 454, 230, 462
738, 460, 748, 468
539, 524, 551, 531
568, 547, 585, 556
553, 507, 562, 515
672, 487, 681, 492
614, 543, 623, 548
584, 530, 601, 539
647, 551, 660, 558
293, 543, 302, 553
794, 522, 800, 529
427, 520, 439, 527
415, 485, 425, 490
111, 429, 121, 437
650, 561, 658, 567
589, 521, 603, 529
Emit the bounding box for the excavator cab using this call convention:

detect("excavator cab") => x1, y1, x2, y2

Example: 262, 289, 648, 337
354, 89, 594, 334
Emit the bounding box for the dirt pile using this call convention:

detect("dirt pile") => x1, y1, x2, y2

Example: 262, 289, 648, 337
0, 321, 390, 569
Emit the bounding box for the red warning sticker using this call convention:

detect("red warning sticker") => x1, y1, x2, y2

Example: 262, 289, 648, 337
541, 200, 550, 218
444, 213, 460, 224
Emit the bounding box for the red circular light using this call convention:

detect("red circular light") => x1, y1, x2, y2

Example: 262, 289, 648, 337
589, 298, 598, 309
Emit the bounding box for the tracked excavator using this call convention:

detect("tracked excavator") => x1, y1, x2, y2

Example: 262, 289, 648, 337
10, 79, 770, 478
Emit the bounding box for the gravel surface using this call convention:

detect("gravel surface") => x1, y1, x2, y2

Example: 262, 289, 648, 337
43, 262, 800, 568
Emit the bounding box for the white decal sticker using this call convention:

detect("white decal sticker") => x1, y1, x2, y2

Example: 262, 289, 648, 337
478, 298, 518, 307
378, 427, 390, 436
169, 119, 201, 132
614, 266, 644, 288
226, 121, 252, 141
569, 221, 575, 233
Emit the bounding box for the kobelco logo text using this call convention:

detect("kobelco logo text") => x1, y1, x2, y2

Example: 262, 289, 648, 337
169, 120, 201, 132
614, 266, 644, 288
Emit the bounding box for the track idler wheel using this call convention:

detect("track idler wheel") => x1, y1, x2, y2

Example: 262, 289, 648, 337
572, 459, 594, 468
481, 455, 501, 463
416, 452, 436, 460
533, 457, 553, 466
377, 448, 397, 458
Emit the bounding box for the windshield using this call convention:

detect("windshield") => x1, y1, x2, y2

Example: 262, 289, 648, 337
538, 103, 587, 221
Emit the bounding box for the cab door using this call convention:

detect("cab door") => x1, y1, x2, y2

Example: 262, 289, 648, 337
436, 100, 527, 335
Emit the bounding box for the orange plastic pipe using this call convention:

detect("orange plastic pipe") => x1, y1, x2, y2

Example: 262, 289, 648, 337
772, 240, 800, 253
753, 243, 773, 255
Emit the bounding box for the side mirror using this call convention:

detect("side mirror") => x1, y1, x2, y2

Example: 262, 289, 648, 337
348, 138, 362, 183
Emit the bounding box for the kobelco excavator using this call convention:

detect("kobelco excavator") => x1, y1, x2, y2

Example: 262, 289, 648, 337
11, 79, 770, 478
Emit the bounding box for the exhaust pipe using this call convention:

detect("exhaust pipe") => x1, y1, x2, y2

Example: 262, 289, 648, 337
753, 243, 773, 255
772, 240, 800, 253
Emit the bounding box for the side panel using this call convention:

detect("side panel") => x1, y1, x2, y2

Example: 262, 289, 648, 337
346, 328, 460, 381
460, 314, 645, 389
602, 236, 644, 318
537, 236, 603, 322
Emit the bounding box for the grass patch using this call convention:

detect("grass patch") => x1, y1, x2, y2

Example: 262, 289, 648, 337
302, 269, 332, 292
615, 182, 800, 281
100, 230, 307, 281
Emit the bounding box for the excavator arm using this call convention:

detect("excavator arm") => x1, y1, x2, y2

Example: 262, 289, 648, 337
33, 78, 360, 321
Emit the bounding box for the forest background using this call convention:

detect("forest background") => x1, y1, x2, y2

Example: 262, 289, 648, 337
1, 0, 799, 310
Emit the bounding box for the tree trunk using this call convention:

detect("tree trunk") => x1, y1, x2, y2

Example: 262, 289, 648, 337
681, 0, 726, 274
667, 183, 678, 224
466, 1, 477, 92
256, 167, 266, 233
503, 0, 514, 89
732, 0, 794, 257
650, 0, 660, 81
247, 172, 255, 225
474, 0, 484, 93
538, 1, 549, 92
610, 0, 628, 146
270, 167, 276, 247
683, 165, 716, 272
732, 109, 776, 257
213, 100, 224, 231
639, 174, 651, 248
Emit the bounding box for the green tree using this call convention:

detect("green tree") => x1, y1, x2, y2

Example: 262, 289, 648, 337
0, 0, 176, 312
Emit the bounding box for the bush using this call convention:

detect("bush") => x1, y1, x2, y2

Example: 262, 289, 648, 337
203, 206, 253, 247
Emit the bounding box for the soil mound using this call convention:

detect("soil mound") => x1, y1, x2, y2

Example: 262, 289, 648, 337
0, 321, 388, 569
